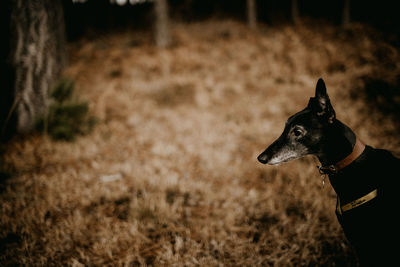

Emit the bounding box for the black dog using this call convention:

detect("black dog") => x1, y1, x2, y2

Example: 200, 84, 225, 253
257, 78, 400, 265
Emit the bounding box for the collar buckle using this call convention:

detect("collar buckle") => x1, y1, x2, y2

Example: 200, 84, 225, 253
317, 165, 337, 175
315, 138, 366, 176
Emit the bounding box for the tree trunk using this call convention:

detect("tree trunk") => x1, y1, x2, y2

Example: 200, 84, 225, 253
246, 0, 257, 30
291, 0, 300, 25
154, 0, 170, 48
342, 0, 351, 26
8, 0, 66, 133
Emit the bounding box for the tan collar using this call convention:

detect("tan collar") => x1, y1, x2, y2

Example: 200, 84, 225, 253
318, 138, 366, 175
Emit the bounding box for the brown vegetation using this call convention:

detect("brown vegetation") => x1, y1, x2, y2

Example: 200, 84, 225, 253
1, 19, 400, 266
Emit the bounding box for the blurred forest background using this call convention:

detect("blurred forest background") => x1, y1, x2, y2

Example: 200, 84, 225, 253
1, 0, 400, 266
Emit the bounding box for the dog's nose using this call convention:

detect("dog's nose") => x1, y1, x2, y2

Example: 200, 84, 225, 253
257, 153, 268, 164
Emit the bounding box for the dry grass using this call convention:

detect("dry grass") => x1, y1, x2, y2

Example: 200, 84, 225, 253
1, 19, 400, 266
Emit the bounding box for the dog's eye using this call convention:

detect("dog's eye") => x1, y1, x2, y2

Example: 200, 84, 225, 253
293, 129, 302, 137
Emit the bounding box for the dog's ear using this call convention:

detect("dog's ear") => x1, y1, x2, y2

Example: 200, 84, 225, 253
312, 78, 336, 123
315, 78, 327, 99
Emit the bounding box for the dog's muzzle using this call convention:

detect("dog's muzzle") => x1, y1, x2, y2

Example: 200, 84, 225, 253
257, 153, 268, 164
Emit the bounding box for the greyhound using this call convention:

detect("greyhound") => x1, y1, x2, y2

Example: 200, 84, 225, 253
257, 78, 400, 266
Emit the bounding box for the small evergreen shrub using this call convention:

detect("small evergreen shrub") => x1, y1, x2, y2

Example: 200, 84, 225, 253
36, 79, 97, 141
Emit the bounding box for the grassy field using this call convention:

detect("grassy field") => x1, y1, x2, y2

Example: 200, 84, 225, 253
1, 19, 400, 266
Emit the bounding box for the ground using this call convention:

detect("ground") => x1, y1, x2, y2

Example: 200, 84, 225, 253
1, 19, 400, 266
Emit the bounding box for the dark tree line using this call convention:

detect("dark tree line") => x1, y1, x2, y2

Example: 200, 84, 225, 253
2, 0, 400, 140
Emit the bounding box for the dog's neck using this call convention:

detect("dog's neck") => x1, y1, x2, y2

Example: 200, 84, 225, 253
316, 119, 356, 167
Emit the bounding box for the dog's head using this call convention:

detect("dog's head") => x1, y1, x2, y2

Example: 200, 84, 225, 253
257, 78, 336, 165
